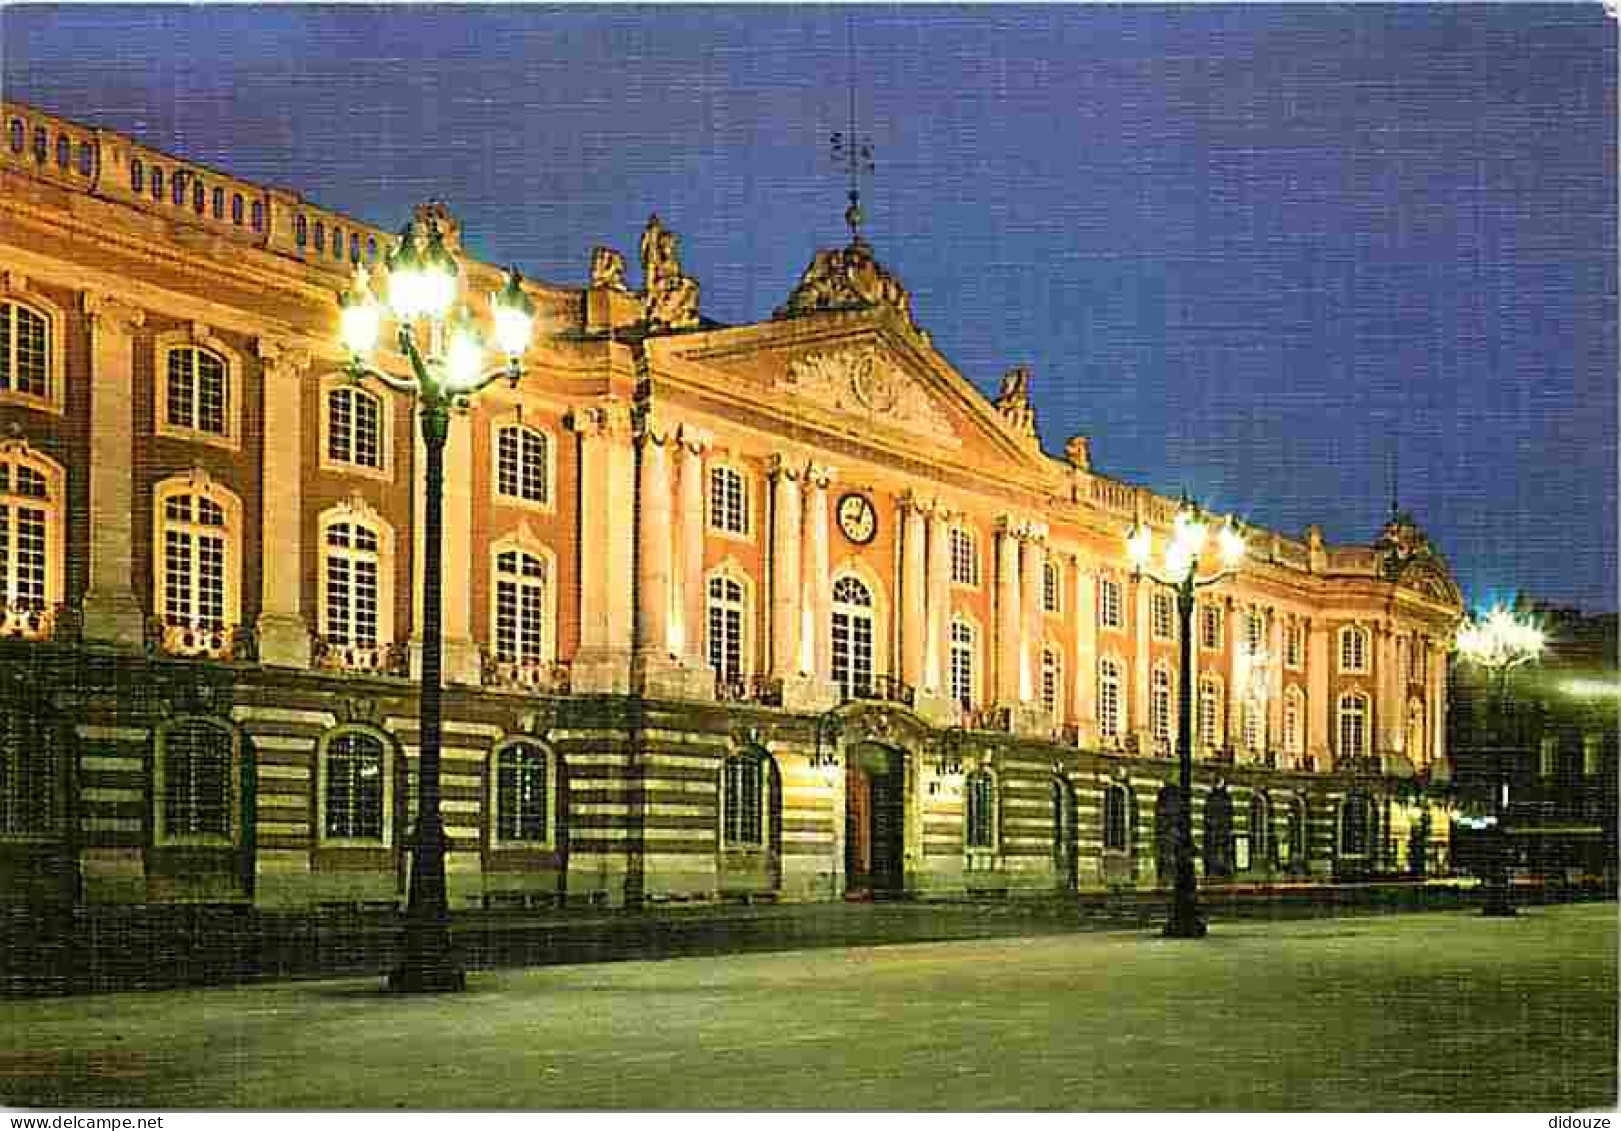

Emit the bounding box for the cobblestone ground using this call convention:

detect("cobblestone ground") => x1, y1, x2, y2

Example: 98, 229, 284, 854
1, 904, 1614, 1111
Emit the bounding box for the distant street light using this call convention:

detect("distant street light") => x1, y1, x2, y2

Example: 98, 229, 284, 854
1127, 497, 1247, 939
1455, 604, 1546, 918
338, 213, 535, 991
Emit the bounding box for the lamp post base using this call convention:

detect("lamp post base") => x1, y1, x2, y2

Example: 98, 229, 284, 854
387, 920, 466, 993
1163, 911, 1208, 939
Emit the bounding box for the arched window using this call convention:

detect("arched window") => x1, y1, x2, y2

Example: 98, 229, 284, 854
495, 422, 549, 504
156, 487, 232, 632
949, 526, 978, 586
831, 575, 874, 700
212, 186, 225, 218
1103, 782, 1130, 852
1198, 675, 1222, 749
965, 768, 996, 850
494, 549, 548, 667
164, 345, 230, 437
950, 618, 976, 709
1249, 792, 1271, 865
350, 233, 361, 263
1041, 646, 1062, 723
707, 574, 746, 683
1338, 625, 1369, 674
156, 719, 235, 843
708, 465, 748, 535
0, 450, 59, 632
250, 200, 264, 232
295, 214, 308, 247
8, 119, 24, 155
54, 133, 69, 170
149, 165, 163, 200
1284, 686, 1305, 758
231, 193, 244, 225
129, 156, 144, 191
721, 751, 767, 847
1151, 590, 1174, 640
322, 730, 387, 842
1, 301, 51, 400
1098, 657, 1123, 740
323, 521, 382, 650
1337, 692, 1369, 762
192, 180, 206, 213
30, 127, 46, 164
1406, 699, 1425, 764
331, 226, 345, 260
171, 172, 186, 207
0, 707, 59, 835
313, 221, 326, 253
327, 385, 384, 470
1042, 560, 1060, 614
1340, 790, 1371, 858
494, 740, 554, 847
1280, 796, 1306, 866
1151, 665, 1174, 749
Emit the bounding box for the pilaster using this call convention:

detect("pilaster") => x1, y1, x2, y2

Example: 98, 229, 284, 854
1019, 522, 1046, 704
768, 454, 803, 679
994, 517, 1022, 705
80, 291, 146, 646
1307, 618, 1330, 765
803, 463, 835, 683
254, 339, 313, 668
1072, 555, 1098, 747
899, 492, 928, 689
675, 424, 712, 674
568, 397, 636, 693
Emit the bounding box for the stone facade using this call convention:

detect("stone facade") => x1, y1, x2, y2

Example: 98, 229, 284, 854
0, 100, 1462, 911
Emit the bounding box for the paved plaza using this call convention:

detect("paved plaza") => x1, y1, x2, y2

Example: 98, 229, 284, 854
1, 904, 1614, 1111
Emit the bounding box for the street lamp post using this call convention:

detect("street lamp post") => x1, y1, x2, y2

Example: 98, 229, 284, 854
1456, 604, 1546, 918
338, 214, 536, 991
1127, 498, 1247, 939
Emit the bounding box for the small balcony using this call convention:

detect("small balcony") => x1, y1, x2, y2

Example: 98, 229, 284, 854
716, 674, 783, 707
841, 674, 916, 709
481, 653, 572, 695
0, 600, 58, 642
147, 616, 254, 661
311, 635, 407, 676
962, 703, 1010, 733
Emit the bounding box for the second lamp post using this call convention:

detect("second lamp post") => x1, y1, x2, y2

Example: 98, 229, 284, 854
338, 212, 536, 991
1127, 499, 1247, 939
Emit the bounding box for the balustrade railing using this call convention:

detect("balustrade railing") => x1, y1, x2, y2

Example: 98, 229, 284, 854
841, 674, 915, 709
146, 616, 254, 661
0, 600, 58, 642
481, 653, 572, 695
716, 674, 783, 707
311, 635, 408, 676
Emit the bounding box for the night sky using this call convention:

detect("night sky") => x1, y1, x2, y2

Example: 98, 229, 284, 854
4, 4, 1616, 612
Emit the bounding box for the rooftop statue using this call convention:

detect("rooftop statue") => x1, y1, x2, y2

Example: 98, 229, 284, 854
639, 214, 701, 331
775, 236, 916, 331
994, 365, 1038, 440
590, 245, 629, 292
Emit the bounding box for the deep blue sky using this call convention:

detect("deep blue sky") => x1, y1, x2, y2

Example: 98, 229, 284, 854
5, 5, 1616, 612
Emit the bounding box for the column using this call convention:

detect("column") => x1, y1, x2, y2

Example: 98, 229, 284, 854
636, 420, 674, 658
568, 397, 635, 693
803, 464, 834, 681
900, 493, 927, 689
1379, 623, 1401, 756
80, 291, 146, 646
254, 339, 312, 667
1225, 598, 1243, 748
1307, 618, 1331, 765
1132, 575, 1151, 739
1019, 524, 1046, 703
1429, 639, 1447, 770
924, 503, 951, 694
1073, 556, 1097, 741
675, 425, 710, 668
1267, 610, 1285, 758
995, 518, 1021, 704
769, 456, 803, 677
411, 398, 479, 684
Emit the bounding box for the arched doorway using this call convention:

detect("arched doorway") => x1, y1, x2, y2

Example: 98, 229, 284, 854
1154, 785, 1183, 887
1051, 777, 1078, 892
1338, 789, 1372, 880
1204, 786, 1235, 881
845, 742, 906, 900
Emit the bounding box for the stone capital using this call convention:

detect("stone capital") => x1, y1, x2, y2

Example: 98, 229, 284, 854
898, 489, 933, 516
568, 398, 634, 441
767, 452, 804, 482
255, 337, 313, 380
81, 290, 146, 334
636, 414, 675, 447
804, 463, 836, 490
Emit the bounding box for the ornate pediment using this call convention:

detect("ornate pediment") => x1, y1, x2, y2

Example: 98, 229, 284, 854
779, 346, 959, 447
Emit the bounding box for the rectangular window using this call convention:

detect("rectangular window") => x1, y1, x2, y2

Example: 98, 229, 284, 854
950, 528, 978, 586
166, 350, 196, 431
965, 773, 995, 849
709, 467, 748, 535
1099, 578, 1122, 629
1041, 659, 1059, 720
723, 758, 763, 845
1245, 610, 1265, 655
1200, 605, 1223, 650
1152, 591, 1174, 640
1042, 561, 1060, 613
1539, 735, 1559, 779
325, 736, 384, 840
708, 602, 743, 683
496, 746, 548, 843
1098, 665, 1121, 739
1103, 789, 1128, 852
497, 426, 548, 504
1285, 622, 1303, 668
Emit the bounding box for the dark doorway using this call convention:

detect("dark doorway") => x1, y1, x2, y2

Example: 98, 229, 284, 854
1204, 787, 1235, 881
1051, 778, 1078, 892
846, 744, 905, 900
1155, 785, 1183, 887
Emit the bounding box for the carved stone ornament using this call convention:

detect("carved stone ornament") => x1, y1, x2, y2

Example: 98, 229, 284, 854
639, 214, 701, 331
994, 366, 1038, 441
781, 347, 959, 447
775, 237, 917, 331
590, 245, 629, 291
1064, 434, 1091, 470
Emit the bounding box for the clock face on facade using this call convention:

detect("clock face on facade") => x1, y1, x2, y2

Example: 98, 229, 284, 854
837, 493, 878, 545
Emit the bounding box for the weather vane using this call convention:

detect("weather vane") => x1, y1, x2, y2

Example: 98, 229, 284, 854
829, 15, 875, 243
